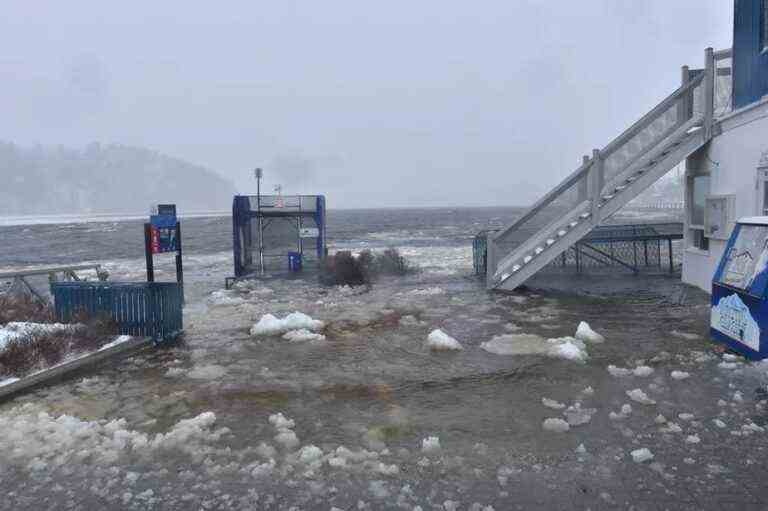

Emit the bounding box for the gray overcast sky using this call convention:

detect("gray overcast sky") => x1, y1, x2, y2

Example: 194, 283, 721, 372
0, 1, 732, 208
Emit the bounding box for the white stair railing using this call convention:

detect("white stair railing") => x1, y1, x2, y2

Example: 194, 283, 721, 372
488, 47, 729, 290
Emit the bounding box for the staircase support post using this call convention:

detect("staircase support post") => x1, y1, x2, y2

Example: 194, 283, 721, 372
678, 65, 692, 124
485, 233, 497, 289
589, 149, 604, 224
578, 155, 590, 203
704, 47, 715, 139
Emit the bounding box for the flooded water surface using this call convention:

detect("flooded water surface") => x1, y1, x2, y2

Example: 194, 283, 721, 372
1, 208, 767, 510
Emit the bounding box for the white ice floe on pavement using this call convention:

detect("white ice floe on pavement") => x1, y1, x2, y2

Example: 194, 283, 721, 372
406, 287, 445, 296
542, 397, 566, 409
250, 312, 324, 337
546, 337, 589, 362
631, 448, 654, 463
575, 321, 604, 343
632, 366, 654, 377
269, 412, 295, 430
609, 404, 632, 420
421, 436, 441, 453
282, 329, 326, 342
480, 334, 547, 356
670, 330, 701, 340
270, 412, 300, 450
671, 370, 690, 380
542, 418, 570, 433
426, 329, 463, 351
607, 365, 633, 377
0, 406, 225, 470
661, 422, 683, 434
626, 388, 656, 405
208, 290, 246, 307
563, 403, 597, 426
480, 334, 587, 362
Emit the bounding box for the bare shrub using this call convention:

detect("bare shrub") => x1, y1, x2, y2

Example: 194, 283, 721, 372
0, 294, 55, 324
320, 248, 416, 287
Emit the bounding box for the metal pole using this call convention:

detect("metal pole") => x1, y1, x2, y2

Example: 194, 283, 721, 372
668, 238, 674, 273
144, 223, 155, 283
175, 221, 184, 304
256, 168, 265, 275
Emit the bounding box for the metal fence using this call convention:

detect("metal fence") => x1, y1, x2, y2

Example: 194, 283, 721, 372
51, 282, 183, 342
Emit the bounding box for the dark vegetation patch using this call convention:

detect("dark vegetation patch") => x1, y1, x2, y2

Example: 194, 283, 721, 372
0, 296, 119, 378
320, 248, 416, 287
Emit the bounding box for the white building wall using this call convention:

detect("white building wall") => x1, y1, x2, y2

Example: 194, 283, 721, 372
682, 98, 768, 292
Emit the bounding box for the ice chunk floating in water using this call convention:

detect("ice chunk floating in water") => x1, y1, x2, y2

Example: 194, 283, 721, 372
575, 321, 604, 343
542, 418, 570, 433
282, 329, 326, 342
631, 448, 654, 463
250, 312, 324, 337
480, 334, 588, 362
426, 329, 463, 351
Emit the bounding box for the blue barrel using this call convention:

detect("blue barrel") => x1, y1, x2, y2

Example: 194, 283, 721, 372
288, 251, 302, 272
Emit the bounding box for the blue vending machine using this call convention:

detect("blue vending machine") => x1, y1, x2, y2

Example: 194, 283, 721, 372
711, 217, 768, 360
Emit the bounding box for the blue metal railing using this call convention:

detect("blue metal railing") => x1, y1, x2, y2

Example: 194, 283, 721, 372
51, 282, 183, 342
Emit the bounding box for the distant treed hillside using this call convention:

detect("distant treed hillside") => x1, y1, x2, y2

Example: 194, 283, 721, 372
0, 141, 235, 215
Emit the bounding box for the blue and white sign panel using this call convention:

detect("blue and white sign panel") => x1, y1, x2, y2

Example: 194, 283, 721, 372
711, 217, 768, 359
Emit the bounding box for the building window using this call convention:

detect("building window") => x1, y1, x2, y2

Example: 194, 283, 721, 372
688, 174, 710, 251
763, 0, 768, 51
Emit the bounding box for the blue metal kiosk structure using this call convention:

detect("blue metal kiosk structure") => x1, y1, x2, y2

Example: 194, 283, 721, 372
232, 195, 326, 278
711, 217, 768, 359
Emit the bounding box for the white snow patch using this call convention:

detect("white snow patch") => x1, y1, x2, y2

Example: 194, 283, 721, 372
250, 312, 324, 337
626, 389, 656, 405
542, 418, 570, 433
678, 413, 695, 421
609, 404, 632, 420
282, 329, 326, 342
0, 377, 20, 387
421, 436, 441, 453
547, 337, 589, 362
633, 366, 654, 377
541, 398, 566, 409
670, 330, 701, 340
98, 335, 132, 351
0, 322, 81, 351
407, 287, 445, 296
685, 434, 700, 444
712, 419, 727, 428
631, 448, 654, 463
607, 365, 633, 377
575, 321, 604, 343
426, 329, 463, 351
268, 413, 295, 430
563, 403, 597, 426
671, 370, 690, 380
208, 290, 246, 307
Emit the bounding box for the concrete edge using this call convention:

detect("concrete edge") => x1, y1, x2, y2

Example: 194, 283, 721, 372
0, 336, 153, 402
